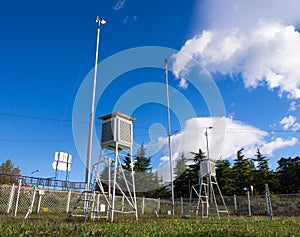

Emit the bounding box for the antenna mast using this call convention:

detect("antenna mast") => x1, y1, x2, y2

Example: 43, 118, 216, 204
85, 17, 106, 190
165, 58, 175, 216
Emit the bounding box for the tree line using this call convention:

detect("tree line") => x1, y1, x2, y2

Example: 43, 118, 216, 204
120, 145, 300, 198
173, 148, 300, 198
2, 145, 300, 198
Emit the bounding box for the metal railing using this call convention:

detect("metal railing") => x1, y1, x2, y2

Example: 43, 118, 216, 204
0, 173, 85, 191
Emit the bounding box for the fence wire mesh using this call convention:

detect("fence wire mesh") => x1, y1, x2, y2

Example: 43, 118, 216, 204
1, 184, 299, 217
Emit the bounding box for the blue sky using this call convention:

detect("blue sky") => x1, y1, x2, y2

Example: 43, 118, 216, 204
1, 0, 300, 182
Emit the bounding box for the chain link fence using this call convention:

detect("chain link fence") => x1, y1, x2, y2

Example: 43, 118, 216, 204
1, 184, 300, 218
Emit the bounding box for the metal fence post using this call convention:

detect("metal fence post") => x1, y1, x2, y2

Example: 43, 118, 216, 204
66, 190, 72, 213
247, 191, 252, 216
14, 178, 22, 217
121, 196, 125, 212
265, 183, 273, 220
7, 183, 15, 213
233, 194, 238, 215
157, 198, 160, 213
181, 197, 183, 215
142, 197, 145, 215
37, 194, 41, 213
25, 186, 37, 219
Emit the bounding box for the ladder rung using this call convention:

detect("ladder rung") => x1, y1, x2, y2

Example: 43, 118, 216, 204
217, 210, 228, 213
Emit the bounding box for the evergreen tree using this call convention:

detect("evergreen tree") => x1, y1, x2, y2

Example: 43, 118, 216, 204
232, 148, 255, 195
173, 153, 189, 198
267, 171, 281, 194
277, 156, 300, 193
147, 171, 169, 199
253, 149, 269, 171
251, 149, 270, 194
122, 144, 168, 198
122, 153, 132, 170
122, 145, 151, 173
216, 160, 236, 195
174, 153, 188, 177
186, 149, 206, 190
133, 144, 152, 172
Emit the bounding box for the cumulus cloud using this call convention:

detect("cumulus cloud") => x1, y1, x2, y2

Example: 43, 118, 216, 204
173, 0, 300, 98
280, 115, 300, 131
178, 77, 188, 89
154, 117, 297, 181
259, 137, 297, 156
200, 0, 300, 32
288, 101, 300, 112
173, 20, 300, 99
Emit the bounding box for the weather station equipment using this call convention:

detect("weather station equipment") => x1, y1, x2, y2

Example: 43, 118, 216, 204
95, 112, 138, 223
100, 112, 134, 151
189, 127, 229, 219
52, 152, 72, 190
68, 17, 138, 223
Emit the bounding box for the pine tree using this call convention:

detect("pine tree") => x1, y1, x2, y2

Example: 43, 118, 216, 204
122, 153, 132, 170
277, 156, 300, 193
253, 148, 269, 171
173, 153, 189, 198
232, 148, 255, 195
216, 160, 235, 195
174, 153, 187, 177
133, 144, 152, 172
187, 149, 206, 189
122, 144, 168, 198
251, 149, 270, 194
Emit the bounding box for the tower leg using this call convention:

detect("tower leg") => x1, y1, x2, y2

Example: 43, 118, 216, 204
130, 148, 138, 220
110, 144, 119, 223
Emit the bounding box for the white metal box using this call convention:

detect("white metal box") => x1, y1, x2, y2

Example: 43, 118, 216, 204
200, 159, 216, 177
99, 112, 135, 151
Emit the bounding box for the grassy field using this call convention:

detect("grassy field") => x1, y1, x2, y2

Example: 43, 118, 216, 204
1, 214, 300, 236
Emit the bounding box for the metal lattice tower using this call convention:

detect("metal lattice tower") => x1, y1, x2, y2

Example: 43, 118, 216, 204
68, 112, 138, 223
189, 159, 229, 219
96, 112, 138, 222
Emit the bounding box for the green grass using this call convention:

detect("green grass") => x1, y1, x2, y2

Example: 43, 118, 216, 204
1, 214, 300, 236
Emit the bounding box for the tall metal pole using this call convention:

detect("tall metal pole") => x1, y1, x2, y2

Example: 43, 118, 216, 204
108, 157, 111, 198
205, 126, 212, 159
85, 17, 106, 190
205, 126, 212, 204
165, 59, 175, 216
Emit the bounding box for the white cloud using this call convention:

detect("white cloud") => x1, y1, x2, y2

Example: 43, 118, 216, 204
280, 115, 300, 131
178, 77, 188, 89
154, 117, 297, 181
288, 101, 300, 111
113, 0, 126, 11
259, 137, 297, 156
201, 0, 300, 31
172, 30, 213, 78
172, 20, 300, 99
